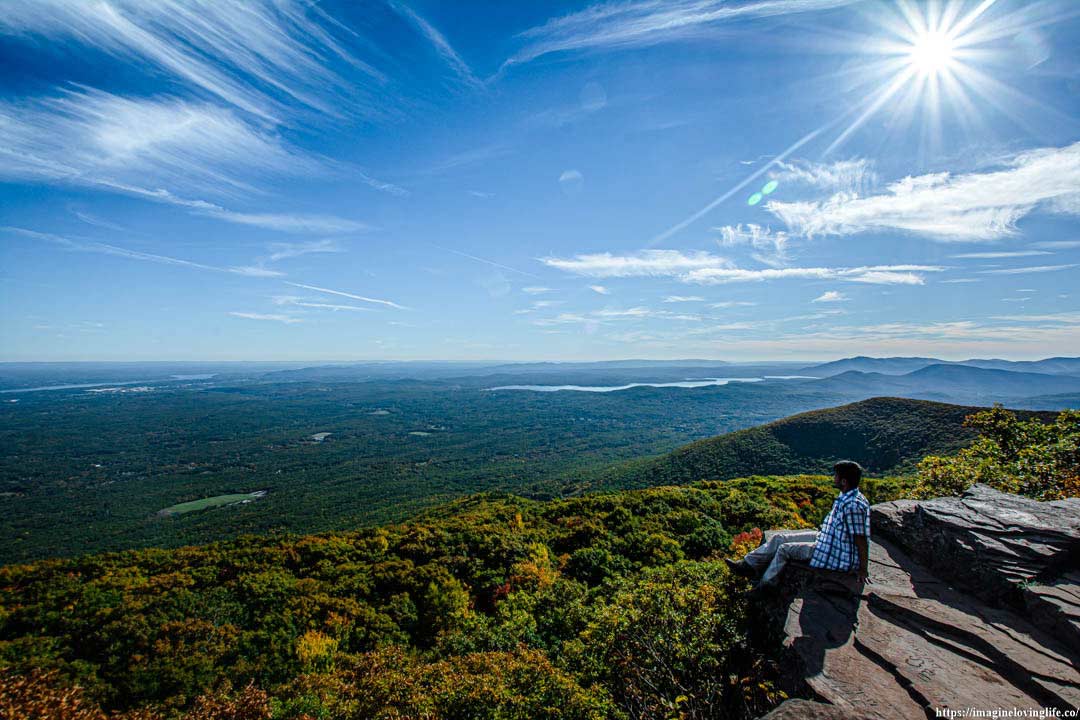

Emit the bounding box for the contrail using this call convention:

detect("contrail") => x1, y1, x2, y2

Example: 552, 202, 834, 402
431, 243, 543, 279
649, 124, 827, 246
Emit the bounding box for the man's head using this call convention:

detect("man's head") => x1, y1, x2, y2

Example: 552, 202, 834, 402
833, 460, 863, 491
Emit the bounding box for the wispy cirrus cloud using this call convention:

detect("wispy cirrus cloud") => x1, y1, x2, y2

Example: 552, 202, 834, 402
532, 305, 703, 327
0, 89, 314, 194
285, 282, 408, 310
710, 301, 757, 308
385, 0, 479, 88
229, 312, 302, 324
2, 226, 285, 278
502, 0, 856, 70
272, 295, 372, 312
542, 249, 942, 285
685, 265, 940, 285
0, 90, 372, 233
769, 158, 877, 194
768, 142, 1080, 241
1032, 240, 1080, 250
812, 291, 847, 303
266, 240, 344, 263
977, 264, 1078, 275
950, 250, 1052, 259
663, 295, 705, 303
0, 0, 384, 122
588, 285, 611, 295
714, 224, 790, 266
543, 250, 732, 278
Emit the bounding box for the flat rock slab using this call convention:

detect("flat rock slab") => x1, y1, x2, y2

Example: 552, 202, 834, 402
872, 484, 1080, 655
759, 698, 874, 719
772, 537, 1080, 719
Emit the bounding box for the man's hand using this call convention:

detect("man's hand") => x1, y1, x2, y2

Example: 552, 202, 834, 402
854, 534, 870, 585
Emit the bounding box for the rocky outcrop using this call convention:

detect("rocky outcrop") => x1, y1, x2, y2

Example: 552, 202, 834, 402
761, 486, 1080, 720
872, 484, 1080, 655
759, 698, 873, 719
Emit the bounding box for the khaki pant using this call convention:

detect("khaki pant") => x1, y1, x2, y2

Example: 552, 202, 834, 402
742, 529, 818, 585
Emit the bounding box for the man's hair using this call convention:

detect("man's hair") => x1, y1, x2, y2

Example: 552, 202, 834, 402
833, 460, 863, 487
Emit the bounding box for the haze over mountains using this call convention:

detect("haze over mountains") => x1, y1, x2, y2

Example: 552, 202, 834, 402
2, 356, 1078, 563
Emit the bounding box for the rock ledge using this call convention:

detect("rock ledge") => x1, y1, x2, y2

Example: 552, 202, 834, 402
759, 485, 1080, 719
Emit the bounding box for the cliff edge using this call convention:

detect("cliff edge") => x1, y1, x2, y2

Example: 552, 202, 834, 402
761, 485, 1080, 719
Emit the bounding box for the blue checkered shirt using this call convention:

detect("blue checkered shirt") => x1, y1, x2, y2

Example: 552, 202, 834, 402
810, 488, 870, 572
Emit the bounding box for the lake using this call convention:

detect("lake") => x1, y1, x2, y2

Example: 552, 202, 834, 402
488, 376, 816, 392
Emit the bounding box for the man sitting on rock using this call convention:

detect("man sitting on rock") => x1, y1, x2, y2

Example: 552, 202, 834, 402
727, 461, 870, 588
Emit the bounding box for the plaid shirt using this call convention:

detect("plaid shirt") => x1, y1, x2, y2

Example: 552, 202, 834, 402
810, 488, 870, 572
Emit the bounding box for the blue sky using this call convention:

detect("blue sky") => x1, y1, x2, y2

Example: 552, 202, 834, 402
1, 0, 1078, 362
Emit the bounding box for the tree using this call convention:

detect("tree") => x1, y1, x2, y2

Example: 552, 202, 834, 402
915, 408, 1080, 500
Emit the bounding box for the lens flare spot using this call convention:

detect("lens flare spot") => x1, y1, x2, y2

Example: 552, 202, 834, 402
747, 192, 762, 206
762, 180, 778, 195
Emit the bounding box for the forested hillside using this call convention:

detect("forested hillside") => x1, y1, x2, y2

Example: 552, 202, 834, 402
0, 474, 912, 720
590, 398, 1054, 489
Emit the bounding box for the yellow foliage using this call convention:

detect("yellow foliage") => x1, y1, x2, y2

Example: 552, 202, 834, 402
296, 630, 337, 672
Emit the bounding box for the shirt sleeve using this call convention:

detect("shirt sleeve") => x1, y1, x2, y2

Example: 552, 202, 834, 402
844, 500, 869, 537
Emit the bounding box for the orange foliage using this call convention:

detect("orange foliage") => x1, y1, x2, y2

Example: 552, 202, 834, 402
729, 528, 764, 559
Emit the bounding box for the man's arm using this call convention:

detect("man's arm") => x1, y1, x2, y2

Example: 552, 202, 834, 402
853, 534, 870, 584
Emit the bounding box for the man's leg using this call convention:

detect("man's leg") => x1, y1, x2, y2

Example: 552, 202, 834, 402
759, 537, 817, 586
741, 530, 818, 574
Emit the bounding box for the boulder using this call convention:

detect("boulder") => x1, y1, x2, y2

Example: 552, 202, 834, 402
872, 483, 1080, 654
757, 486, 1080, 720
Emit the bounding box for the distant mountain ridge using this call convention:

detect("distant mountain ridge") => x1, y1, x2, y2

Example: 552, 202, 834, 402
800, 355, 1080, 377
813, 363, 1080, 400
593, 397, 1056, 490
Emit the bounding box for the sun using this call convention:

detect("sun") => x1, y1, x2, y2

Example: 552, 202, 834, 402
908, 29, 957, 76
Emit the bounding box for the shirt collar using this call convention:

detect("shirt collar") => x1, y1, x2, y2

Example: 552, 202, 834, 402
838, 487, 860, 500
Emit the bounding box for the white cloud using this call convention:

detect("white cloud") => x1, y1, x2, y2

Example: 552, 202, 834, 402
206, 211, 368, 234
0, 90, 371, 233
686, 265, 940, 285
991, 311, 1080, 323
503, 0, 856, 70
544, 249, 941, 285
285, 281, 408, 310
3, 226, 284, 278
385, 0, 479, 88
663, 295, 705, 303
812, 291, 847, 303
229, 312, 302, 324
266, 240, 344, 263
770, 158, 876, 194
229, 266, 286, 278
588, 285, 611, 294
544, 250, 731, 278
978, 264, 1077, 275
0, 0, 383, 121
1032, 240, 1080, 250
714, 224, 790, 265
532, 300, 564, 308
710, 301, 757, 308
950, 250, 1051, 259
272, 295, 372, 312
522, 286, 552, 294
0, 90, 315, 195
768, 142, 1080, 241
593, 307, 654, 318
